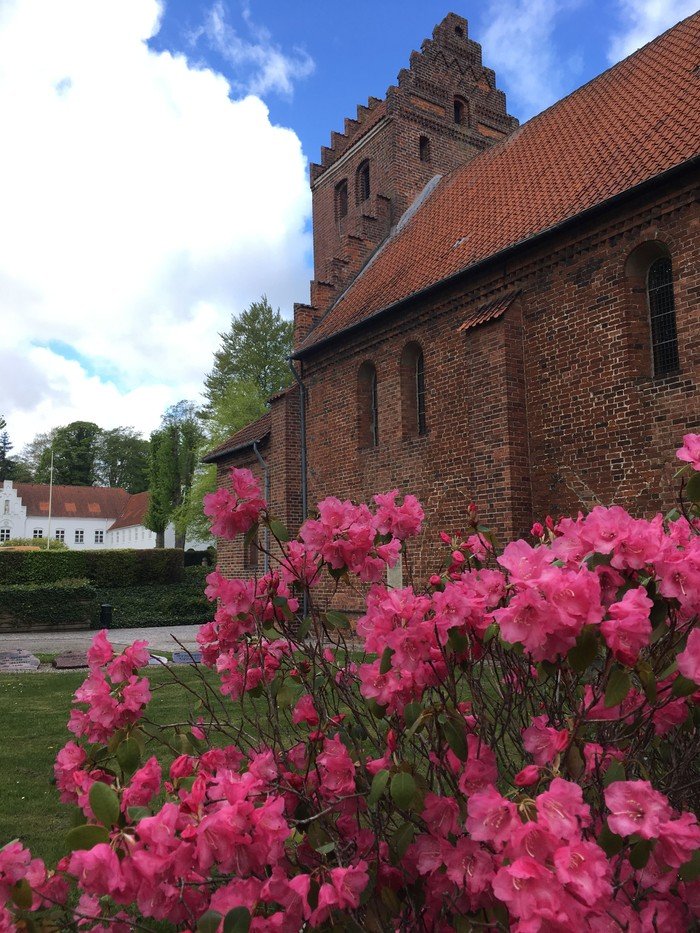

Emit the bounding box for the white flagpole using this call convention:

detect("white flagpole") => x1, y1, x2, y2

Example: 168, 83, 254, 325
46, 449, 54, 551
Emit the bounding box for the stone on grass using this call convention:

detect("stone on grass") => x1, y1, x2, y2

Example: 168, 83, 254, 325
0, 650, 41, 673
53, 651, 89, 670
171, 649, 202, 665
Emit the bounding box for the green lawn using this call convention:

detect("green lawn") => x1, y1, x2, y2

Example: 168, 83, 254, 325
0, 667, 217, 865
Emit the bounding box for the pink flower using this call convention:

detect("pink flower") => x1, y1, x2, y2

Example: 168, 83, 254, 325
655, 812, 700, 868
535, 778, 591, 840
372, 489, 424, 539
604, 780, 671, 839
68, 844, 125, 898
122, 757, 161, 811
583, 743, 624, 776
676, 433, 700, 470
107, 641, 150, 682
311, 861, 368, 925
600, 587, 653, 666
514, 765, 541, 787
422, 793, 461, 838
523, 715, 569, 766
442, 838, 494, 894
203, 468, 265, 540
466, 786, 519, 849
87, 629, 113, 667
292, 693, 319, 727
54, 741, 87, 803
553, 841, 612, 906
678, 628, 700, 685
492, 857, 563, 921
316, 734, 356, 799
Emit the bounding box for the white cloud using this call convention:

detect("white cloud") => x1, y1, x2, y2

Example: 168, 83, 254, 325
478, 0, 583, 118
191, 1, 314, 98
0, 0, 312, 450
607, 0, 698, 63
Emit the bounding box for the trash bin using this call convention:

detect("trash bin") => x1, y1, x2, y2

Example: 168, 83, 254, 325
99, 603, 113, 629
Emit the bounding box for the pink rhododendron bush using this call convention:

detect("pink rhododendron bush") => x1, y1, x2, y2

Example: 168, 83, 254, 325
2, 437, 700, 932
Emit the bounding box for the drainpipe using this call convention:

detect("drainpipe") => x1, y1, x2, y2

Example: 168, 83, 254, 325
252, 441, 269, 574
287, 359, 308, 522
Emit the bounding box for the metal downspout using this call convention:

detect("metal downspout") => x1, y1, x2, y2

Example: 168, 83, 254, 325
252, 441, 270, 574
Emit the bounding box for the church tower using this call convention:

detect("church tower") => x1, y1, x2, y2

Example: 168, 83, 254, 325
294, 13, 519, 347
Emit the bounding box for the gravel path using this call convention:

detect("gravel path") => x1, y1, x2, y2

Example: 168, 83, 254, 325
0, 625, 202, 654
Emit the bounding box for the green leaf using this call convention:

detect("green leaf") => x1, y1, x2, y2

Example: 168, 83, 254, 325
224, 907, 252, 933
296, 616, 312, 640
198, 910, 223, 933
685, 472, 700, 504
679, 848, 700, 882
368, 769, 391, 806
11, 878, 32, 909
276, 681, 298, 710
403, 702, 422, 728
379, 646, 394, 675
672, 675, 697, 698
324, 610, 350, 630
568, 626, 599, 672
602, 760, 626, 787
390, 822, 415, 863
127, 806, 151, 822
605, 666, 631, 708
482, 623, 498, 643
268, 518, 290, 542
367, 698, 386, 719
597, 823, 624, 856
390, 772, 417, 810
447, 628, 469, 654
88, 782, 120, 827
243, 522, 259, 551
66, 824, 110, 851
315, 841, 336, 855
443, 718, 467, 761
116, 737, 141, 774
636, 661, 657, 703
629, 839, 654, 869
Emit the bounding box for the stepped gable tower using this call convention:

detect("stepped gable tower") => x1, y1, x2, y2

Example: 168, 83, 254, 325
294, 13, 519, 348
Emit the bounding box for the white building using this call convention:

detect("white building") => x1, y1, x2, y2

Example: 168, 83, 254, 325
0, 481, 210, 551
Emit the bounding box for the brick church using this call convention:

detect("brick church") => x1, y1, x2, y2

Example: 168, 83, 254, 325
205, 12, 700, 584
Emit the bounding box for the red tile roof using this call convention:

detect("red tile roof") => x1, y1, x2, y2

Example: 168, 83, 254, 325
15, 484, 130, 520
297, 13, 700, 354
457, 292, 520, 332
109, 491, 150, 531
201, 412, 272, 464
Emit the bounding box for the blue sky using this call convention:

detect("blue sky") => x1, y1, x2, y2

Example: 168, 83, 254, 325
0, 0, 695, 449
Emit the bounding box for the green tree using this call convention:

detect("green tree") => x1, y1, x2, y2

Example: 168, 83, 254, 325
202, 296, 293, 416
94, 427, 150, 493
174, 380, 267, 541
145, 402, 204, 548
35, 421, 101, 486
0, 417, 12, 482
18, 429, 56, 479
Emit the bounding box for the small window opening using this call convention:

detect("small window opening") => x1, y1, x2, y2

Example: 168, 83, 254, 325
401, 343, 427, 437
358, 362, 379, 448
647, 257, 679, 376
454, 25, 464, 38
454, 97, 467, 125
356, 160, 371, 203
334, 179, 348, 221
244, 535, 259, 572
419, 135, 431, 162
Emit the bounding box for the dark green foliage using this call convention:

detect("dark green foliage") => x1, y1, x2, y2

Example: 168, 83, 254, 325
0, 549, 184, 587
0, 579, 98, 629
94, 427, 150, 493
202, 296, 293, 415
0, 418, 13, 481
35, 421, 102, 486
96, 579, 210, 628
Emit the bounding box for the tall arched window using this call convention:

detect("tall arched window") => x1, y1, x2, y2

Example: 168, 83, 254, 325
357, 362, 378, 448
419, 135, 431, 162
356, 160, 371, 203
647, 256, 679, 376
400, 342, 427, 437
334, 179, 348, 221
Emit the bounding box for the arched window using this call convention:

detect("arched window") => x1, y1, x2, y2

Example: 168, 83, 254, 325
647, 256, 679, 376
454, 97, 467, 125
357, 362, 378, 448
400, 342, 427, 437
419, 135, 431, 162
334, 179, 348, 221
356, 160, 370, 203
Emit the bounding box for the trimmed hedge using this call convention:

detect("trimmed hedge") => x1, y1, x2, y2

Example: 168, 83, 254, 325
0, 549, 184, 588
96, 579, 211, 629
0, 579, 98, 632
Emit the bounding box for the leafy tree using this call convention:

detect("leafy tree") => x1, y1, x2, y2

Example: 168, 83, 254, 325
145, 402, 204, 548
0, 417, 12, 482
94, 427, 149, 493
174, 380, 267, 541
17, 429, 56, 478
35, 421, 101, 486
202, 296, 293, 416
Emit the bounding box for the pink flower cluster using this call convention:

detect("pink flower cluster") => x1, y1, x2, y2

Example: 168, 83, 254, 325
203, 467, 266, 539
